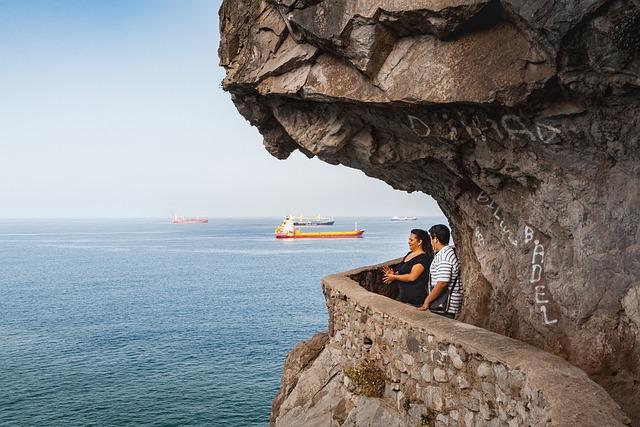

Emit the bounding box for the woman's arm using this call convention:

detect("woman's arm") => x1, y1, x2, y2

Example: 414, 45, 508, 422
384, 263, 424, 284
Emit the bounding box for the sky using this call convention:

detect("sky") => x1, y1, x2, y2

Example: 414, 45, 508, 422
0, 0, 443, 219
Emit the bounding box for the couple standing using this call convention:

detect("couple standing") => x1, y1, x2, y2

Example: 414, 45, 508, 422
382, 224, 463, 319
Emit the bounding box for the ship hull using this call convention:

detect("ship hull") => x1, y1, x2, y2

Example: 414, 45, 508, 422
171, 218, 208, 224
391, 217, 417, 221
276, 230, 364, 239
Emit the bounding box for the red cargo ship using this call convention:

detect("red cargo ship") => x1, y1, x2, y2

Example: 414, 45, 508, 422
171, 214, 208, 224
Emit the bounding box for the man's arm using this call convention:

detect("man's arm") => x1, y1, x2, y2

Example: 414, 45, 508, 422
417, 280, 448, 310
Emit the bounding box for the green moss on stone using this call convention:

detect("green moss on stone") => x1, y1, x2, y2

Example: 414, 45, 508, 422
344, 360, 386, 398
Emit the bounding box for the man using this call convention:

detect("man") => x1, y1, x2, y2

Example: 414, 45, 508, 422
417, 224, 463, 319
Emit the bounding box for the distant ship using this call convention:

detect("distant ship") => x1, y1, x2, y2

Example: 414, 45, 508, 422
391, 216, 417, 221
292, 215, 335, 226
171, 214, 208, 224
275, 216, 364, 239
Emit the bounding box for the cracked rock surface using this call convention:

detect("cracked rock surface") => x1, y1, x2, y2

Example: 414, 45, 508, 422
219, 0, 640, 422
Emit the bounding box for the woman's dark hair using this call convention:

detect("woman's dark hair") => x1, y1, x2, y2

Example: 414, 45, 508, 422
428, 224, 451, 245
411, 229, 434, 258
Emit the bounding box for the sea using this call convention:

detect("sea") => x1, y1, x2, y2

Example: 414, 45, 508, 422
0, 217, 446, 426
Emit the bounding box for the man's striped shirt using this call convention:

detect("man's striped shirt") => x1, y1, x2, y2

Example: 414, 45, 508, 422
429, 245, 464, 314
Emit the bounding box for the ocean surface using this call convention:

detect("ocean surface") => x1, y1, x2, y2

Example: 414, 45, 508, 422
0, 217, 445, 426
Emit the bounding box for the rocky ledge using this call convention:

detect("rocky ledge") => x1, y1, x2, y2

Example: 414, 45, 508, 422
219, 0, 640, 422
271, 265, 629, 426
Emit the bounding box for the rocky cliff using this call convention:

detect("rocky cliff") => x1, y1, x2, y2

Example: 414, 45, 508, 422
218, 0, 640, 422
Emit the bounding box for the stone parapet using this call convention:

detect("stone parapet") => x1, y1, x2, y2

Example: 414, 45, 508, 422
322, 262, 630, 427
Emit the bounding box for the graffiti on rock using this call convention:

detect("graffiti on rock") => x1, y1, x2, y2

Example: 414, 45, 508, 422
475, 194, 558, 327
476, 191, 519, 247
474, 227, 485, 247
523, 225, 535, 245
408, 111, 563, 145
527, 231, 558, 326
407, 115, 431, 137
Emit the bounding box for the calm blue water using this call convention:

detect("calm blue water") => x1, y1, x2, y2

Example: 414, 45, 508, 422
0, 217, 445, 426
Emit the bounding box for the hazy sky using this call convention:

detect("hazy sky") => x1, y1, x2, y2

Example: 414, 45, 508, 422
0, 0, 442, 219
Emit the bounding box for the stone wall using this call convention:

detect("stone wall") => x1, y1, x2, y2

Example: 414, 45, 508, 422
272, 261, 629, 426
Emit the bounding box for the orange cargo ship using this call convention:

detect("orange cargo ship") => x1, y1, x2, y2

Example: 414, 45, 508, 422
275, 216, 364, 239
171, 214, 208, 224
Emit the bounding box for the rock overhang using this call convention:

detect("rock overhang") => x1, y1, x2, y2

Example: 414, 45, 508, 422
219, 0, 640, 422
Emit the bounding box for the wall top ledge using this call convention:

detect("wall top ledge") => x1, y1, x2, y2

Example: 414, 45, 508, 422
322, 261, 630, 426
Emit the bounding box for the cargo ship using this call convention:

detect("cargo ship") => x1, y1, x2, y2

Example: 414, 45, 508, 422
391, 216, 417, 221
292, 215, 335, 226
171, 214, 208, 224
275, 216, 364, 239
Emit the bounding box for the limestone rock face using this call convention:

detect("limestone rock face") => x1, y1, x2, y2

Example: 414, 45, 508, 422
219, 0, 640, 421
271, 332, 329, 424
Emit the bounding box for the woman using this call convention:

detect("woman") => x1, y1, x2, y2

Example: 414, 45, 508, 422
382, 229, 434, 307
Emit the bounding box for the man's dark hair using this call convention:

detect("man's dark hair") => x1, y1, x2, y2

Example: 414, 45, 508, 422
428, 224, 450, 245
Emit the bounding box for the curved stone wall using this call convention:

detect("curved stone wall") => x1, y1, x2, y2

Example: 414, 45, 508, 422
272, 261, 629, 426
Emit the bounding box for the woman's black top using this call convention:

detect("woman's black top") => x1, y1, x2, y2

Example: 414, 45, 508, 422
394, 252, 431, 306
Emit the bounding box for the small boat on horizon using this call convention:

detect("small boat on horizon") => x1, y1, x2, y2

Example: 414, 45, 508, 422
275, 216, 363, 239
391, 216, 417, 221
171, 214, 208, 224
292, 215, 334, 226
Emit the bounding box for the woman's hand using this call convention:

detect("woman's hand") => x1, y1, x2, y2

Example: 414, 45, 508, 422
382, 266, 396, 284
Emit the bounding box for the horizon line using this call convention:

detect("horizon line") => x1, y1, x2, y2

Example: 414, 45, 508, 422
0, 215, 447, 221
